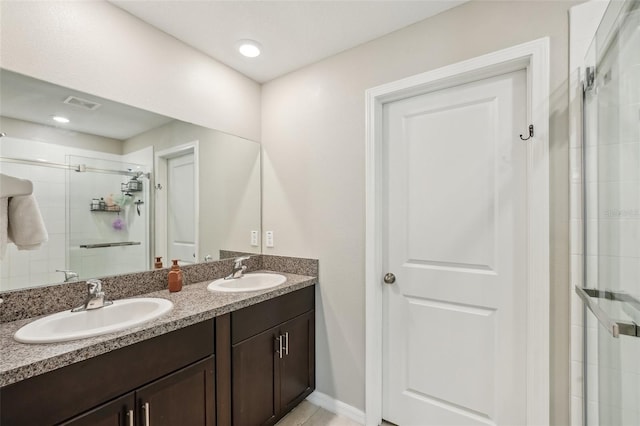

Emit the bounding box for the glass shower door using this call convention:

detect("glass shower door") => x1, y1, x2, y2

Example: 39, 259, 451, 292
582, 0, 640, 424
67, 155, 150, 279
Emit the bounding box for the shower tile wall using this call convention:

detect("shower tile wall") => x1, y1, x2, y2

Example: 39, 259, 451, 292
0, 139, 66, 289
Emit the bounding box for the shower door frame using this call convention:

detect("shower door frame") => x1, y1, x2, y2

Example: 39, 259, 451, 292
579, 1, 640, 424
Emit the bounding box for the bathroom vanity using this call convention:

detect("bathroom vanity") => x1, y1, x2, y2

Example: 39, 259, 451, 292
2, 320, 216, 425
0, 261, 316, 426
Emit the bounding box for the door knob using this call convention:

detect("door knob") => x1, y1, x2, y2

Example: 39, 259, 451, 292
383, 273, 396, 284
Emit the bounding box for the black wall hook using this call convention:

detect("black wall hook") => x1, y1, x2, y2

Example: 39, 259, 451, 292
520, 124, 534, 141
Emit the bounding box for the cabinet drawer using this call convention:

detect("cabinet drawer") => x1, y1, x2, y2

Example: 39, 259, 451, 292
231, 286, 314, 344
1, 319, 214, 426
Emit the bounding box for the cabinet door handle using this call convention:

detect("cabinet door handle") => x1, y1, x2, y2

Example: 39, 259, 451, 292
275, 335, 285, 358
127, 409, 134, 426
284, 331, 289, 356
142, 402, 150, 426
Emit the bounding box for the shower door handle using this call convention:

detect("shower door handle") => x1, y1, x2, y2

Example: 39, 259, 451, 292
575, 286, 640, 338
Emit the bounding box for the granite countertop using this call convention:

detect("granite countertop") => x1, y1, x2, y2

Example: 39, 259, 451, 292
0, 271, 316, 387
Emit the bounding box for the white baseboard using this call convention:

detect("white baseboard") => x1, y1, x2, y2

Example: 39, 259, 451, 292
306, 390, 365, 424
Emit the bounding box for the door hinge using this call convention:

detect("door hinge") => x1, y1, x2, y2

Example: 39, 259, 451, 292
584, 66, 596, 92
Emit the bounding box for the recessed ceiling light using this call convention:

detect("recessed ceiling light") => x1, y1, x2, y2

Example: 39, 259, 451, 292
52, 116, 70, 124
237, 39, 261, 58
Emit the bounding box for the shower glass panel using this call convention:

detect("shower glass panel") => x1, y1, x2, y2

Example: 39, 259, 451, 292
583, 1, 640, 424
67, 155, 150, 280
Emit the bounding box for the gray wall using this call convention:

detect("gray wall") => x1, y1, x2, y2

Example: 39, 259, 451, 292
261, 1, 579, 423
124, 122, 261, 260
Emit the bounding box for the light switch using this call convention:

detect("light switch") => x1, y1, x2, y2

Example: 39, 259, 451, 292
266, 231, 274, 248
251, 231, 259, 247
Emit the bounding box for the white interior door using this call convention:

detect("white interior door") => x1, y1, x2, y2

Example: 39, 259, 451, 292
167, 152, 196, 264
382, 70, 528, 425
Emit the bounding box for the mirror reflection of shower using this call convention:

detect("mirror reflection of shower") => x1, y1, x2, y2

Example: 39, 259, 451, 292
0, 136, 151, 291
68, 155, 150, 281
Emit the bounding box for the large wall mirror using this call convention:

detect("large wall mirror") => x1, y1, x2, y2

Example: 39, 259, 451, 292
0, 69, 261, 292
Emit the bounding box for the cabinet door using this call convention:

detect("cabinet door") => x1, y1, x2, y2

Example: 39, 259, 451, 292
232, 325, 279, 426
60, 393, 135, 426
280, 311, 315, 413
136, 356, 215, 426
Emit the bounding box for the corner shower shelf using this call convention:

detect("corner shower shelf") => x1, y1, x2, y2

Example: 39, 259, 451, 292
121, 181, 142, 193
90, 205, 121, 213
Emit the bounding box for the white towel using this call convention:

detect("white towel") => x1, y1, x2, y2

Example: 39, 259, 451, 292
7, 194, 48, 251
0, 197, 7, 260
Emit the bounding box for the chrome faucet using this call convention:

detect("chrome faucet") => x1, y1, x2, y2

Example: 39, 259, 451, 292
225, 256, 250, 280
56, 269, 79, 282
72, 279, 112, 312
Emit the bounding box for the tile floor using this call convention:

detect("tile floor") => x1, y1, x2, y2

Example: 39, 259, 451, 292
275, 401, 396, 426
275, 401, 361, 426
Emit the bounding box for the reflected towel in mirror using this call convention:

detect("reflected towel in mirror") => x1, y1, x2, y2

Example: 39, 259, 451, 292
5, 194, 48, 255
0, 173, 33, 198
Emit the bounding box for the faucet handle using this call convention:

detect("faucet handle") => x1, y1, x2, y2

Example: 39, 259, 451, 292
86, 279, 103, 294
56, 269, 79, 282
72, 279, 110, 312
233, 256, 251, 267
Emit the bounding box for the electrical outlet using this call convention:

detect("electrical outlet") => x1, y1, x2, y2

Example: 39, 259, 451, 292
250, 230, 259, 247
265, 231, 274, 248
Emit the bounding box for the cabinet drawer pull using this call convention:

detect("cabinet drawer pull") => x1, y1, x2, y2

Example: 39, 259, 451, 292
284, 332, 289, 355
127, 409, 134, 426
142, 402, 150, 426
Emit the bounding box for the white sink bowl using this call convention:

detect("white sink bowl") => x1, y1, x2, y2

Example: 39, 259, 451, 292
207, 273, 287, 293
14, 298, 173, 344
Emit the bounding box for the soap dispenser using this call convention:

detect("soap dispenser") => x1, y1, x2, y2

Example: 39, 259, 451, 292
154, 256, 163, 269
168, 259, 183, 292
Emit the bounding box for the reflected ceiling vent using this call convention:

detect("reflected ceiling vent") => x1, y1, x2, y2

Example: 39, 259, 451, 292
63, 95, 102, 111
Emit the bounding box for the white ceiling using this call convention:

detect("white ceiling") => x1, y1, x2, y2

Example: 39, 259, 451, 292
110, 1, 467, 83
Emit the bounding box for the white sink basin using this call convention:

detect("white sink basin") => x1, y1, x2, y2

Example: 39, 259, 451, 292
14, 298, 173, 344
207, 273, 287, 293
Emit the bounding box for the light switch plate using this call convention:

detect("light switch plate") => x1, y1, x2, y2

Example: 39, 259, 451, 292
266, 231, 274, 248
250, 231, 259, 247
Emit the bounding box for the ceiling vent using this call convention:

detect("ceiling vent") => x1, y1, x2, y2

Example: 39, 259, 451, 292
63, 95, 102, 111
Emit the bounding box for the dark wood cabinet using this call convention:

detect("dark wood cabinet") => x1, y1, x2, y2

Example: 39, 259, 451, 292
231, 324, 279, 425
279, 312, 314, 414
219, 286, 315, 426
137, 356, 215, 426
60, 393, 135, 426
63, 357, 215, 426
0, 320, 215, 426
